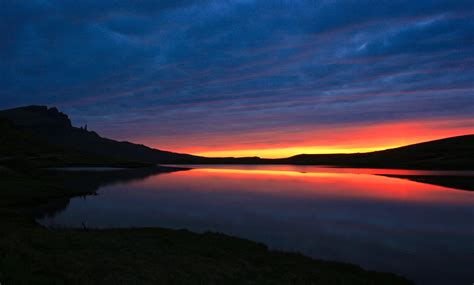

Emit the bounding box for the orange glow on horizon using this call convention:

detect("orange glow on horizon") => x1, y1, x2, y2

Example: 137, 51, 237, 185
194, 146, 395, 158
136, 166, 474, 204
143, 117, 474, 158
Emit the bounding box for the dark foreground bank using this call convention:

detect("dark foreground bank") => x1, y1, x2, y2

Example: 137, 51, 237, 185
0, 168, 413, 285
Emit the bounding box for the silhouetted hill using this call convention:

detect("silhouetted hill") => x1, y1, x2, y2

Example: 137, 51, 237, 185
0, 117, 156, 170
0, 106, 199, 164
0, 106, 72, 129
273, 135, 474, 170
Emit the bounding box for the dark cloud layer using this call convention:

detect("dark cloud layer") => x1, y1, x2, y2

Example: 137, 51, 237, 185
1, 0, 473, 150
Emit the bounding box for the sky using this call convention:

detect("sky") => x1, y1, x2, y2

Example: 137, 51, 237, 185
1, 0, 474, 158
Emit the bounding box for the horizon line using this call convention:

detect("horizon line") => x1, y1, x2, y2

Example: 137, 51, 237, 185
176, 134, 474, 159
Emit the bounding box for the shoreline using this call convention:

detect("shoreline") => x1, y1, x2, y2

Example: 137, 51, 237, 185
0, 167, 413, 284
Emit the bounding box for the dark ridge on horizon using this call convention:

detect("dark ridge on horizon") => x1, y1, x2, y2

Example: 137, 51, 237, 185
287, 134, 474, 157
0, 105, 199, 165
274, 134, 474, 170
0, 105, 473, 170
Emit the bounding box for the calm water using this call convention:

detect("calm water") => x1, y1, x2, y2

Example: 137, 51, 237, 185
39, 165, 474, 285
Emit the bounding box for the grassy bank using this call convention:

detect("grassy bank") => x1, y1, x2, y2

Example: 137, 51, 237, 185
0, 169, 413, 285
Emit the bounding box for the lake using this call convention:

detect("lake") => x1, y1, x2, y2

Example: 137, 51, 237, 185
38, 165, 474, 285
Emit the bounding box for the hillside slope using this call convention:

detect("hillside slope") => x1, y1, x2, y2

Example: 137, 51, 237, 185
0, 106, 199, 164
0, 118, 155, 169
275, 135, 474, 170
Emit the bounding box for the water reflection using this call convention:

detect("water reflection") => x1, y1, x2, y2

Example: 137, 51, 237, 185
377, 174, 474, 191
32, 167, 186, 218
38, 166, 474, 285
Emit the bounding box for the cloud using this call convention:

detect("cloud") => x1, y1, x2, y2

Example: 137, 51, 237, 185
0, 0, 473, 152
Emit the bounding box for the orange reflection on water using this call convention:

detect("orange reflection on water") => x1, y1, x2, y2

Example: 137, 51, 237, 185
137, 166, 474, 205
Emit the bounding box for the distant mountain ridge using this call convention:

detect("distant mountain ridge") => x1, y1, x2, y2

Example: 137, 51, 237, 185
0, 106, 72, 128
271, 135, 474, 170
0, 105, 473, 169
0, 106, 199, 164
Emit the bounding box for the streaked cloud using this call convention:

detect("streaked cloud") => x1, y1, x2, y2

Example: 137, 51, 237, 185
1, 0, 473, 156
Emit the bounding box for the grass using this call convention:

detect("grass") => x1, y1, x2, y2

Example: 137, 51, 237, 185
0, 170, 414, 285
